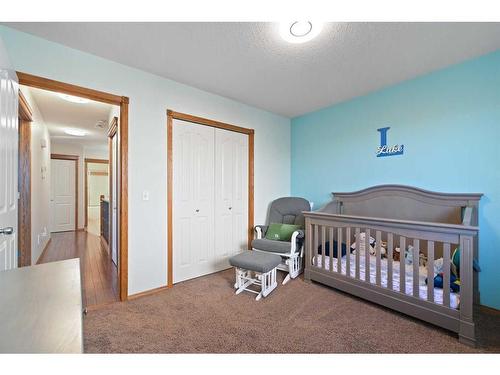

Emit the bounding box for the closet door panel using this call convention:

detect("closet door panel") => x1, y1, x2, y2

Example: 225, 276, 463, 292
215, 129, 248, 267
215, 130, 234, 264
230, 131, 248, 253
173, 120, 215, 283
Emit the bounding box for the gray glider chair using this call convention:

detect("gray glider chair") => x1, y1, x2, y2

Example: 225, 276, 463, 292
252, 197, 311, 285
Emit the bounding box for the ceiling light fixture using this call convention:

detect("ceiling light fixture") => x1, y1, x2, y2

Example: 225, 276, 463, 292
64, 128, 87, 137
279, 21, 323, 44
58, 93, 90, 104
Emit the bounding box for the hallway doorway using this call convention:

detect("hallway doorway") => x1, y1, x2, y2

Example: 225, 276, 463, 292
16, 72, 129, 304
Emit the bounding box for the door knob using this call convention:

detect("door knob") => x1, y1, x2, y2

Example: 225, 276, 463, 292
195, 209, 200, 213
0, 227, 14, 235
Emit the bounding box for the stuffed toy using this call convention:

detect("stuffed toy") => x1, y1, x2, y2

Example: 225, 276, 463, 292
427, 272, 461, 293
317, 240, 348, 258
393, 247, 401, 262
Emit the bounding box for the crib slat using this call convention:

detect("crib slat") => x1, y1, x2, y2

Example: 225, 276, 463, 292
329, 227, 334, 273
427, 241, 435, 302
314, 224, 319, 268
413, 239, 420, 298
306, 220, 313, 271
346, 227, 351, 278
365, 228, 371, 283
387, 233, 393, 290
355, 228, 360, 280
321, 226, 326, 271
375, 231, 382, 286
400, 236, 406, 293
443, 243, 451, 307
337, 227, 342, 273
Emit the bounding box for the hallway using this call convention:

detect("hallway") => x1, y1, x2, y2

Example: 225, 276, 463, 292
38, 231, 118, 307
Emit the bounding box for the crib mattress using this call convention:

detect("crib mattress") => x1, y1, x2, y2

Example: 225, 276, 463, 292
312, 254, 459, 309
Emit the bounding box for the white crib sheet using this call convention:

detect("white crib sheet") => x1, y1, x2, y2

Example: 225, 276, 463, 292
312, 254, 459, 309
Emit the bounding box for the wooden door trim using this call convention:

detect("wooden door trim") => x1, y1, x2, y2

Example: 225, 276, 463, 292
18, 90, 33, 267
166, 110, 255, 288
84, 158, 109, 229
19, 89, 33, 120
16, 72, 124, 105
108, 117, 118, 271
167, 110, 255, 135
108, 116, 118, 138
51, 154, 79, 231
18, 72, 129, 302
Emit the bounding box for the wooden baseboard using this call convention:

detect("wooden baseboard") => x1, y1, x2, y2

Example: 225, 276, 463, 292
479, 304, 500, 315
128, 285, 170, 300
36, 237, 52, 265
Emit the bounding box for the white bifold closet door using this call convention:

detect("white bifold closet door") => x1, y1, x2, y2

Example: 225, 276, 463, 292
172, 120, 248, 284
214, 128, 248, 264
173, 120, 216, 283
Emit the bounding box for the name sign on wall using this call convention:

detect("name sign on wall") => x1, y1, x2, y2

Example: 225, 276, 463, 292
376, 127, 404, 157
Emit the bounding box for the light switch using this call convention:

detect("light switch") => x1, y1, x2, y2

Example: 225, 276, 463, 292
142, 191, 150, 201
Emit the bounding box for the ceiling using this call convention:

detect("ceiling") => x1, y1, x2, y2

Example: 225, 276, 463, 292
9, 22, 500, 117
24, 85, 114, 147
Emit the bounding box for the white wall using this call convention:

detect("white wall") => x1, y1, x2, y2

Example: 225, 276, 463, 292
19, 87, 52, 264
87, 162, 109, 205
1, 27, 291, 296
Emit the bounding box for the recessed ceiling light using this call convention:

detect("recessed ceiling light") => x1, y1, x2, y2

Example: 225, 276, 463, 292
58, 93, 90, 104
64, 128, 87, 137
279, 21, 323, 44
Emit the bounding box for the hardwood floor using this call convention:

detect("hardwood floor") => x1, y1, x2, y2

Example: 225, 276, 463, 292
38, 231, 118, 307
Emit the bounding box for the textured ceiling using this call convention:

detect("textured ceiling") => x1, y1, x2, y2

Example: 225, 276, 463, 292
24, 85, 113, 146
8, 22, 500, 117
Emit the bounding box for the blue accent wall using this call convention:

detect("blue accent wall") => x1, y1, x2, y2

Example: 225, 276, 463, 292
291, 50, 500, 309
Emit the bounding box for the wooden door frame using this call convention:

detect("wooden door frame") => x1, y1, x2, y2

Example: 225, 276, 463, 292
166, 110, 254, 288
51, 154, 79, 231
17, 72, 129, 302
84, 158, 109, 229
18, 90, 33, 267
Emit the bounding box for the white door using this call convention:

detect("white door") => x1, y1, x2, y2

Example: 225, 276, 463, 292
215, 128, 248, 267
110, 134, 118, 266
50, 159, 76, 232
111, 134, 118, 266
0, 66, 19, 271
172, 120, 215, 283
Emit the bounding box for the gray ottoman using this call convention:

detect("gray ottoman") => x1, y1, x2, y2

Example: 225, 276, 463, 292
229, 251, 282, 300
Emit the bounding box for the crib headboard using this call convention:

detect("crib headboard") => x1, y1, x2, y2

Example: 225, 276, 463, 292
319, 185, 482, 225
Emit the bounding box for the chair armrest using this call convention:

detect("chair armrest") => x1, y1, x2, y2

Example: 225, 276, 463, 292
254, 225, 268, 239
293, 229, 305, 239
290, 230, 305, 254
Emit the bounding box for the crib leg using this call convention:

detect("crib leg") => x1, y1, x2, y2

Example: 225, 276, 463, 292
459, 321, 476, 347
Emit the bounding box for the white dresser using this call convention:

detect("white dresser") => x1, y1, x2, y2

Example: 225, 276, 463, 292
0, 258, 83, 353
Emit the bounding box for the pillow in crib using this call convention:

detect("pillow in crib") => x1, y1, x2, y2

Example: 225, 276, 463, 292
265, 223, 301, 242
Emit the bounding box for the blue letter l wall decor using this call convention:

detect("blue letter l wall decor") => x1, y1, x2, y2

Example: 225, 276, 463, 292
376, 127, 404, 157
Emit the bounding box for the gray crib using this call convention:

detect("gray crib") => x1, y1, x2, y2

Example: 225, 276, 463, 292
303, 185, 482, 346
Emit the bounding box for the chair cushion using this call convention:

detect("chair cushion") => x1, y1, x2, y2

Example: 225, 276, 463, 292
265, 223, 301, 241
268, 197, 310, 227
252, 238, 292, 254
229, 251, 282, 273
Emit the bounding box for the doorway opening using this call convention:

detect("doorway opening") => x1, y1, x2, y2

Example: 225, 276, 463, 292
16, 72, 129, 305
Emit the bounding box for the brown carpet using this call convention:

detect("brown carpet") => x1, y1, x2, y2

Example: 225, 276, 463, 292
83, 269, 500, 353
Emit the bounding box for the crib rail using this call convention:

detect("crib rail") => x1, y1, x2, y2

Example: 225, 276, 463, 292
304, 211, 478, 317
